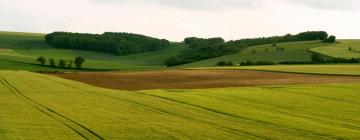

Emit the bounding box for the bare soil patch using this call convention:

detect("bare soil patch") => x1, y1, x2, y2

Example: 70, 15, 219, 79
53, 70, 360, 91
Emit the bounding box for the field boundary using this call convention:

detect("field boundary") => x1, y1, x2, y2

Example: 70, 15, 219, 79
183, 68, 360, 77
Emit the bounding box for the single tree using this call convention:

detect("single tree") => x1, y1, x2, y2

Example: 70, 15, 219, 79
348, 47, 353, 51
252, 50, 257, 54
164, 56, 178, 67
59, 59, 66, 68
74, 56, 85, 69
49, 58, 56, 67
36, 56, 46, 65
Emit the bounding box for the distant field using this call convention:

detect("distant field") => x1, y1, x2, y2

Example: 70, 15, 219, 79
0, 32, 187, 71
181, 41, 332, 67
1, 71, 360, 139
194, 64, 360, 76
55, 70, 360, 90
311, 40, 360, 58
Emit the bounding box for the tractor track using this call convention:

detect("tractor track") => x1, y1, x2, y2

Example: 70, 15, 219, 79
0, 76, 105, 140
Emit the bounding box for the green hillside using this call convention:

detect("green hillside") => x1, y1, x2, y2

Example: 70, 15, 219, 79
1, 71, 360, 139
0, 32, 187, 71
310, 39, 360, 58
181, 41, 332, 67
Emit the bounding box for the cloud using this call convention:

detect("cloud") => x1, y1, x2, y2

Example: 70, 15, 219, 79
285, 0, 360, 10
89, 0, 262, 10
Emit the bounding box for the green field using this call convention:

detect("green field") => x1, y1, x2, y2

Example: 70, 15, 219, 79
311, 40, 360, 58
180, 41, 333, 67
192, 64, 360, 76
0, 71, 360, 139
0, 31, 187, 71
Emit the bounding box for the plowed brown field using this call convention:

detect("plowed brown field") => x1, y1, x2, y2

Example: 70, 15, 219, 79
53, 70, 360, 90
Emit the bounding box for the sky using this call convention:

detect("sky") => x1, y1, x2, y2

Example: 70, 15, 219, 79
1, 0, 360, 41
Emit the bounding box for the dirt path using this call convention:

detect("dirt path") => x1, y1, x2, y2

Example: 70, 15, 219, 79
53, 70, 360, 91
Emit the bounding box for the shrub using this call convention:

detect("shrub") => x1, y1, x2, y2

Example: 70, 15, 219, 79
49, 58, 56, 67
164, 56, 178, 67
217, 61, 228, 66
36, 56, 46, 65
59, 59, 66, 68
74, 56, 85, 69
323, 35, 336, 43
239, 61, 276, 66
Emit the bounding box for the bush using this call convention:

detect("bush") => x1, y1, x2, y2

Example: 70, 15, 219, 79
36, 56, 46, 65
49, 58, 56, 67
216, 61, 234, 66
239, 61, 276, 66
74, 56, 85, 69
217, 61, 228, 66
58, 59, 66, 68
323, 35, 336, 43
164, 56, 178, 67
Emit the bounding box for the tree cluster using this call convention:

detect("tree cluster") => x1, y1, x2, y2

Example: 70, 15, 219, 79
45, 32, 170, 56
216, 61, 234, 66
165, 31, 331, 67
36, 56, 86, 69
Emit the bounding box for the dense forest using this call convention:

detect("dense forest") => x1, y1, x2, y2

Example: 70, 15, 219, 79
165, 31, 332, 66
45, 32, 170, 56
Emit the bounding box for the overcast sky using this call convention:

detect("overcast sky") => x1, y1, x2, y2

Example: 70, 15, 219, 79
1, 0, 359, 41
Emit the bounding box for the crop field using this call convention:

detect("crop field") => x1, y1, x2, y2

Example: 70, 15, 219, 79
311, 40, 360, 58
0, 32, 187, 71
1, 71, 360, 139
180, 41, 332, 67
54, 70, 360, 90
194, 64, 360, 76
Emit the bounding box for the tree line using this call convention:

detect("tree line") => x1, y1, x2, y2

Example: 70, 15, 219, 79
45, 32, 170, 56
216, 54, 360, 66
165, 31, 335, 67
36, 56, 85, 69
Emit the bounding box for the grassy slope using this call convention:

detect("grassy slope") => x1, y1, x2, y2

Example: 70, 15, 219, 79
311, 40, 360, 58
181, 41, 332, 67
191, 64, 360, 76
1, 71, 360, 139
0, 32, 187, 71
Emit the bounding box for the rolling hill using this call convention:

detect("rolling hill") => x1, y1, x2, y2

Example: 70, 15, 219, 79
0, 31, 187, 71
310, 39, 360, 58
179, 41, 333, 67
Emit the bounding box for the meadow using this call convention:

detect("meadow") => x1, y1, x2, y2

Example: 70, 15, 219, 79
1, 71, 360, 139
311, 39, 360, 58
180, 41, 332, 67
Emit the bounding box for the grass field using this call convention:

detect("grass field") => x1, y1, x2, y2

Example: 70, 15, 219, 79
180, 41, 332, 67
192, 64, 360, 76
310, 40, 360, 58
1, 71, 360, 139
0, 31, 187, 71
